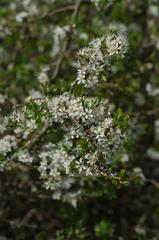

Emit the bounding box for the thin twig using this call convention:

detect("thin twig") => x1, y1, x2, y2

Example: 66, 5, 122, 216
28, 5, 75, 23
148, 179, 159, 189
51, 0, 81, 82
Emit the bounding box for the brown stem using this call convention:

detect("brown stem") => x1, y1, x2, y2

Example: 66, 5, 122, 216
28, 5, 75, 23
51, 0, 81, 82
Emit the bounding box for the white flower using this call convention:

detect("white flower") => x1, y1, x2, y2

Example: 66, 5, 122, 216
15, 11, 28, 22
105, 33, 128, 57
0, 93, 7, 104
146, 83, 159, 96
133, 167, 145, 181
121, 153, 129, 163
75, 33, 128, 87
23, 119, 37, 139
38, 71, 49, 85
148, 5, 158, 17
0, 135, 17, 155
17, 150, 33, 163
25, 89, 43, 102
39, 147, 75, 190
147, 148, 159, 161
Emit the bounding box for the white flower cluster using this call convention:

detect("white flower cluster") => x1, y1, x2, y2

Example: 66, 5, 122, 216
90, 117, 124, 159
25, 89, 43, 102
51, 177, 82, 207
0, 33, 128, 195
76, 38, 105, 87
0, 135, 17, 156
75, 33, 128, 87
16, 149, 33, 163
15, 11, 28, 23
39, 145, 75, 190
14, 0, 38, 22
48, 93, 95, 124
37, 93, 125, 190
0, 90, 125, 190
105, 33, 128, 57
9, 107, 38, 140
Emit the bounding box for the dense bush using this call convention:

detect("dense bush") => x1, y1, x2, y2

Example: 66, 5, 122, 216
0, 0, 159, 239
